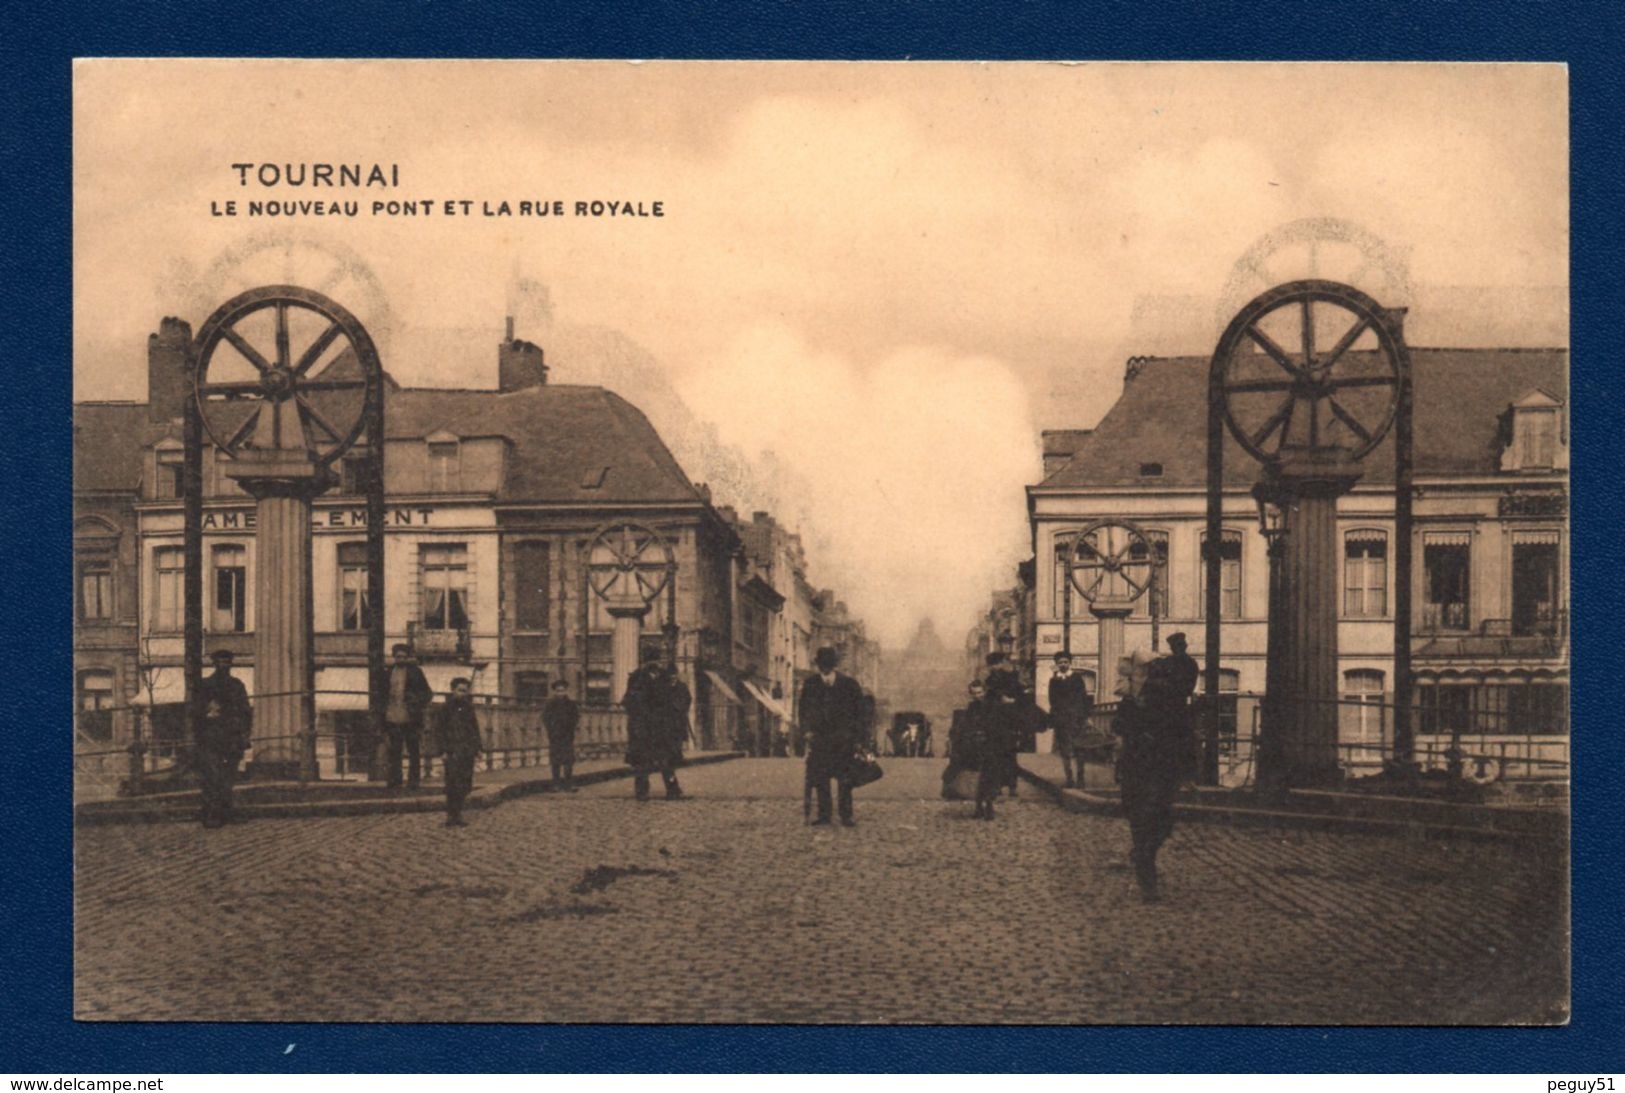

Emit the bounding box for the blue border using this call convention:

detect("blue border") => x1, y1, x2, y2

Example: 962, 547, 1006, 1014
7, 0, 1623, 1073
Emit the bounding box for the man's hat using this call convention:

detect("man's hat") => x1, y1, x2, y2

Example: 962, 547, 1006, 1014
1167, 631, 1188, 646
551, 679, 570, 691
208, 649, 235, 663
392, 642, 411, 655
1053, 652, 1072, 662
814, 646, 839, 670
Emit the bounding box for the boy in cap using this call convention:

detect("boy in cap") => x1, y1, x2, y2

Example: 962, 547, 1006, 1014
542, 678, 580, 791
433, 677, 483, 826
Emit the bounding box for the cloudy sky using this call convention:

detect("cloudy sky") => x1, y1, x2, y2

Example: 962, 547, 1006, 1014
74, 61, 1567, 646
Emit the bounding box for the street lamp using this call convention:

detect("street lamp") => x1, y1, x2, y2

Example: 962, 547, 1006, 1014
1252, 477, 1291, 794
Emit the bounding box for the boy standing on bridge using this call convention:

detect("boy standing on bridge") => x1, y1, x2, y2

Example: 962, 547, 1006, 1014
433, 677, 483, 827
543, 678, 580, 792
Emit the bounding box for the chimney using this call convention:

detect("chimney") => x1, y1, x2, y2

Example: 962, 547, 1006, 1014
147, 317, 192, 423
498, 315, 548, 391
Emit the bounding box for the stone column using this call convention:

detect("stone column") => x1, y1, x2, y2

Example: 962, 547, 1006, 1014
607, 596, 650, 705
1266, 455, 1361, 788
1090, 601, 1134, 702
228, 452, 329, 780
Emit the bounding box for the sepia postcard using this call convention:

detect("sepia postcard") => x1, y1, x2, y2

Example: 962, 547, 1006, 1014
71, 59, 1569, 1025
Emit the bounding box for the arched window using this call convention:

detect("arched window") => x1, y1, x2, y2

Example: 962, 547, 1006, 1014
1344, 529, 1388, 618
1199, 530, 1244, 619
1130, 530, 1170, 619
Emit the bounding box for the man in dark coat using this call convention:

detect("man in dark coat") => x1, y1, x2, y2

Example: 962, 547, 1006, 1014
195, 649, 252, 828
1151, 631, 1200, 781
983, 652, 1027, 797
940, 681, 985, 800
1114, 648, 1191, 902
1047, 652, 1094, 789
798, 646, 865, 826
542, 678, 581, 791
624, 648, 689, 800
384, 643, 433, 790
433, 677, 483, 826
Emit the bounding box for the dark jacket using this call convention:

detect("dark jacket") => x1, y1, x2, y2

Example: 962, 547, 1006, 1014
387, 662, 434, 728
799, 672, 866, 758
1047, 671, 1093, 736
434, 696, 484, 763
196, 670, 251, 753
542, 695, 581, 743
624, 664, 689, 769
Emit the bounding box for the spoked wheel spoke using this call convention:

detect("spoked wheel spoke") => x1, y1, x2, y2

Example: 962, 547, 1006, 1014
1327, 397, 1373, 443
1329, 375, 1392, 389
198, 381, 266, 399
295, 394, 346, 445
1250, 396, 1296, 449
220, 327, 274, 374
1225, 378, 1296, 394
293, 322, 345, 376
224, 407, 264, 450
1318, 315, 1373, 371
1245, 325, 1303, 378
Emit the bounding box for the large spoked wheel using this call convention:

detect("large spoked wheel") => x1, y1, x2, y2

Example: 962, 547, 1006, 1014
1067, 518, 1156, 607
1214, 279, 1406, 464
192, 285, 381, 467
586, 521, 676, 605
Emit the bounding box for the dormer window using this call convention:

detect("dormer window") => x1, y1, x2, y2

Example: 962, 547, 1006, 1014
1501, 389, 1566, 473
1518, 408, 1558, 469
427, 438, 460, 492
155, 447, 184, 499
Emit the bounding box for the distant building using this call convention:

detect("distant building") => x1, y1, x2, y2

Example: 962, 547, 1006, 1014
1027, 348, 1569, 776
74, 316, 760, 769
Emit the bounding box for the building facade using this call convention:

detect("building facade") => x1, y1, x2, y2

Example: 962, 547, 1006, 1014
1027, 348, 1569, 777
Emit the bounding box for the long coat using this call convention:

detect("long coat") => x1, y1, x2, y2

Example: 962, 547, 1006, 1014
196, 670, 251, 755
1047, 671, 1093, 743
388, 663, 434, 730
799, 671, 865, 781
624, 664, 689, 771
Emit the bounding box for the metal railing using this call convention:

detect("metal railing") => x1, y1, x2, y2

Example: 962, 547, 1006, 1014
74, 689, 634, 802
1077, 691, 1569, 790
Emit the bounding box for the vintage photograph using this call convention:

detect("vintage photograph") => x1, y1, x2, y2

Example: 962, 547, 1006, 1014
72, 60, 1568, 1024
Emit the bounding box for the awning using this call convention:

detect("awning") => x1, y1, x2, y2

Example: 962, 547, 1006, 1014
740, 679, 792, 723
129, 668, 257, 706
1512, 529, 1562, 545
315, 667, 370, 710
703, 669, 742, 705
1423, 530, 1472, 546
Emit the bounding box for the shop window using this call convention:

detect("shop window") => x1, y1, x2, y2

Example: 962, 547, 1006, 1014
337, 541, 369, 632
1423, 533, 1471, 631
1507, 682, 1569, 735
1200, 530, 1243, 619
211, 544, 246, 632
77, 670, 116, 741
78, 556, 113, 621
420, 544, 469, 630
1344, 530, 1388, 618
151, 547, 185, 632
514, 540, 551, 631
1418, 685, 1473, 736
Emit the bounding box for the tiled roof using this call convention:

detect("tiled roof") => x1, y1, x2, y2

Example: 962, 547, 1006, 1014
73, 384, 704, 506
73, 404, 167, 492
1035, 348, 1568, 490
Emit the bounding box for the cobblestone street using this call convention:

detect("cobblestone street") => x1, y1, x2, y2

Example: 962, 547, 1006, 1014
74, 758, 1567, 1024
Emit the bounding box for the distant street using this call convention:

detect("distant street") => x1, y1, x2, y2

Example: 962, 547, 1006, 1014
75, 758, 1566, 1024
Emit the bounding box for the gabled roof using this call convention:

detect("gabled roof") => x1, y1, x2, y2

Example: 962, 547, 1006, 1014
1035, 348, 1568, 490
73, 384, 705, 507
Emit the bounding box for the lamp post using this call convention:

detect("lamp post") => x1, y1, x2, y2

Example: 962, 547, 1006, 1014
1253, 477, 1291, 793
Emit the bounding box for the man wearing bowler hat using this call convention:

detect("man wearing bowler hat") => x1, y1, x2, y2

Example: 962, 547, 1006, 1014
385, 642, 433, 790
799, 646, 866, 826
195, 649, 252, 827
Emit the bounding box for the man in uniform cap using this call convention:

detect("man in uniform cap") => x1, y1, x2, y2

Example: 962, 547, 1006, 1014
195, 649, 251, 828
